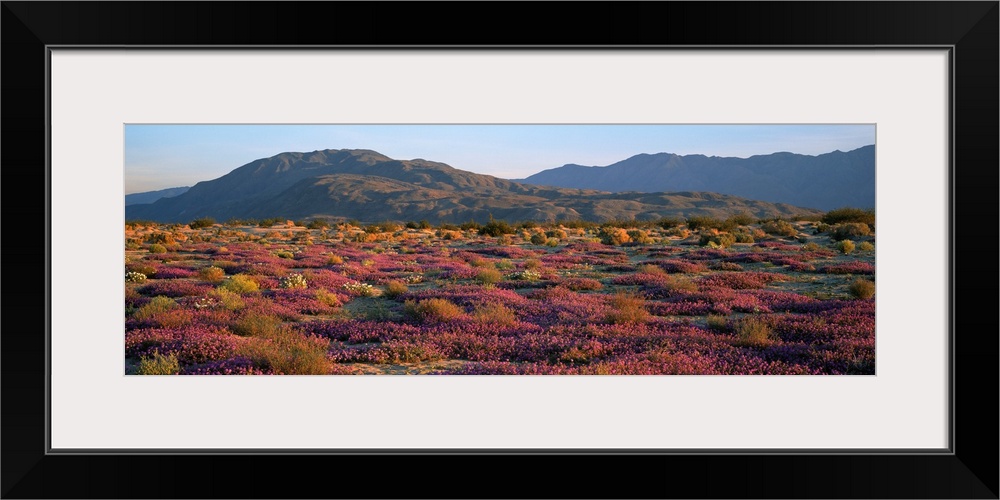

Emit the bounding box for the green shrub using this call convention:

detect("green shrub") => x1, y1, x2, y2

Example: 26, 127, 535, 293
835, 239, 856, 254
627, 229, 653, 245
831, 222, 872, 241
858, 241, 875, 252
307, 218, 330, 229
685, 216, 724, 231
725, 212, 758, 227
849, 279, 876, 299
733, 231, 755, 244
220, 274, 259, 293
230, 313, 283, 337
476, 268, 503, 286
822, 207, 875, 226
188, 217, 216, 229
545, 238, 560, 247
148, 244, 167, 254
761, 220, 797, 237
479, 219, 515, 237
706, 314, 729, 332
734, 316, 773, 347
275, 250, 295, 259
133, 296, 177, 321
136, 351, 180, 375
404, 298, 464, 323
699, 232, 736, 248
209, 288, 245, 310
656, 216, 684, 229
530, 233, 547, 245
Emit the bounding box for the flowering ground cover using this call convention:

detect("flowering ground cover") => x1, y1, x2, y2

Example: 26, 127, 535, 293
125, 216, 875, 375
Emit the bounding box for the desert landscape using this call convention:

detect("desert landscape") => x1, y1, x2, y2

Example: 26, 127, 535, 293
125, 208, 875, 375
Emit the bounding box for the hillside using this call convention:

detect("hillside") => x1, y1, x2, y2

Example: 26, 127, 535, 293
125, 149, 824, 224
516, 145, 875, 211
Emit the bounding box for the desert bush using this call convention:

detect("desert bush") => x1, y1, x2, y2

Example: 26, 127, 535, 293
562, 278, 603, 291
404, 298, 464, 323
275, 250, 295, 259
148, 244, 167, 254
306, 218, 330, 229
661, 275, 698, 293
220, 274, 259, 294
831, 222, 872, 241
471, 302, 517, 326
523, 258, 541, 270
132, 296, 177, 321
497, 234, 513, 246
258, 217, 284, 228
313, 288, 342, 307
761, 220, 797, 237
627, 229, 653, 245
230, 313, 283, 337
699, 232, 736, 248
858, 241, 875, 252
136, 351, 180, 375
476, 268, 503, 286
530, 233, 547, 245
384, 280, 409, 298
209, 288, 245, 310
188, 217, 216, 229
822, 207, 875, 226
279, 273, 308, 289
802, 242, 822, 252
545, 238, 560, 247
849, 279, 876, 299
327, 254, 345, 265
599, 227, 631, 246
198, 266, 225, 282
459, 220, 482, 231
125, 271, 147, 283
606, 292, 649, 324
479, 219, 516, 237
706, 314, 729, 332
733, 231, 756, 243
146, 232, 175, 245
546, 229, 568, 239
638, 264, 666, 275
655, 216, 684, 229
734, 316, 774, 347
835, 239, 856, 254
725, 212, 758, 227
239, 328, 332, 375
686, 216, 725, 231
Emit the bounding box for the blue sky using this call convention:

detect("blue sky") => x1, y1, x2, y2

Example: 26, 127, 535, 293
124, 124, 875, 194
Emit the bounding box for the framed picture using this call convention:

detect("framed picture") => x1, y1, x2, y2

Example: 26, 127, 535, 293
3, 2, 996, 498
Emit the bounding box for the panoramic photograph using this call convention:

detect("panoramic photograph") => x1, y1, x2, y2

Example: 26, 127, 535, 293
124, 125, 876, 375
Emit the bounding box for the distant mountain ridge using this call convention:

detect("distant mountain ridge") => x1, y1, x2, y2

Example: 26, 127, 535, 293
515, 145, 875, 211
125, 149, 824, 224
124, 186, 189, 206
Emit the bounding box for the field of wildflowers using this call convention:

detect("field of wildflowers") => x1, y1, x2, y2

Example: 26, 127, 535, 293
125, 216, 875, 375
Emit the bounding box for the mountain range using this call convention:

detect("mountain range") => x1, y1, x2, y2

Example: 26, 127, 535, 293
516, 145, 875, 211
125, 186, 190, 206
124, 149, 824, 224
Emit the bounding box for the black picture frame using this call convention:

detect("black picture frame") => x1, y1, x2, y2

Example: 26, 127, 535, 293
3, 2, 997, 498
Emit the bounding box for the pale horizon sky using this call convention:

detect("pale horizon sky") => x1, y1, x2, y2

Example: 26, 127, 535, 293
125, 124, 875, 194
